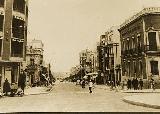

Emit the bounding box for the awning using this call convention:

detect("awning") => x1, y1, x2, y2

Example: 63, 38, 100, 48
85, 72, 98, 78
86, 72, 98, 76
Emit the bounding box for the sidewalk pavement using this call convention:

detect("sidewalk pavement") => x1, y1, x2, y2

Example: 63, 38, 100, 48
123, 94, 160, 109
121, 89, 160, 93
24, 86, 53, 96
95, 84, 160, 93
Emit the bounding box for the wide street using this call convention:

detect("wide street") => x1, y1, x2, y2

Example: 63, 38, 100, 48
0, 82, 159, 112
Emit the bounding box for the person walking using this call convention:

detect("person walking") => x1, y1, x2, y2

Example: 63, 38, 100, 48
3, 79, 11, 96
150, 78, 156, 90
88, 80, 93, 93
139, 79, 143, 90
18, 70, 26, 94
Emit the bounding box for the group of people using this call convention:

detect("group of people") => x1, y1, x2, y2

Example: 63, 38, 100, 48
76, 79, 94, 93
123, 78, 143, 90
2, 69, 26, 97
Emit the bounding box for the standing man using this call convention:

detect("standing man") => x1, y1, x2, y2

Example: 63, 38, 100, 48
139, 79, 143, 90
18, 69, 26, 94
88, 80, 93, 93
3, 79, 11, 96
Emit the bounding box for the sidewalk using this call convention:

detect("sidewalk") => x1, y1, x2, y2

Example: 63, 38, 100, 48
121, 89, 160, 93
123, 94, 160, 109
24, 86, 53, 96
95, 84, 160, 93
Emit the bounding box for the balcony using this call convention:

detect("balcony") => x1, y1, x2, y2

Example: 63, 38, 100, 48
145, 45, 160, 55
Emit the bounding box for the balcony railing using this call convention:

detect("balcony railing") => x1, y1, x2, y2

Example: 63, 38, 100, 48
11, 54, 23, 57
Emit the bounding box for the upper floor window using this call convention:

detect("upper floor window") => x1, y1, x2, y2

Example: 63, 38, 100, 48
0, 15, 4, 31
0, 0, 4, 7
12, 17, 24, 39
13, 0, 25, 14
150, 61, 159, 75
148, 32, 157, 51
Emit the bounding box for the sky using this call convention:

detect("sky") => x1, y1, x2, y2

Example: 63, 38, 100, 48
28, 0, 160, 72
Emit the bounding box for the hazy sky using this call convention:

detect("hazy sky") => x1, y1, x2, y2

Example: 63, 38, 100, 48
28, 0, 160, 72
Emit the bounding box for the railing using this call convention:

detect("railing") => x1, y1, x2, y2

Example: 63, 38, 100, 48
11, 54, 23, 57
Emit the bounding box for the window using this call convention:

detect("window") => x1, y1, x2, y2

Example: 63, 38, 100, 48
148, 32, 157, 51
0, 15, 4, 31
150, 61, 159, 75
138, 35, 142, 53
11, 41, 23, 57
12, 17, 24, 39
0, 0, 4, 7
13, 0, 25, 14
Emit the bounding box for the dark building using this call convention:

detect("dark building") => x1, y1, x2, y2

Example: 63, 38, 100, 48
0, 0, 28, 87
119, 7, 160, 88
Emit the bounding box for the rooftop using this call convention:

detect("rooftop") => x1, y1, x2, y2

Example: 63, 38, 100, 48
120, 7, 160, 29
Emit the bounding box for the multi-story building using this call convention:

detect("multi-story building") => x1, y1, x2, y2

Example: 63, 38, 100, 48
79, 49, 97, 81
97, 35, 106, 84
25, 39, 44, 86
0, 0, 28, 87
97, 27, 121, 84
119, 7, 160, 88
105, 26, 121, 84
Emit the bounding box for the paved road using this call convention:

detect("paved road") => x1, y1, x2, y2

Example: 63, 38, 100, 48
0, 82, 159, 112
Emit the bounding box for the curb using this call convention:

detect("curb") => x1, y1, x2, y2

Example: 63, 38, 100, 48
24, 86, 53, 96
122, 91, 160, 93
123, 97, 160, 109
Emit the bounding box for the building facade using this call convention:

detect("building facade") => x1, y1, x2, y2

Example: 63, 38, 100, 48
25, 39, 44, 86
119, 7, 160, 88
0, 0, 28, 87
105, 26, 121, 84
79, 49, 97, 81
97, 27, 121, 84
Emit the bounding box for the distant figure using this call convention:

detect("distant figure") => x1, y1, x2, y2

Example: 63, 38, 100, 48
150, 78, 155, 90
121, 81, 125, 90
82, 80, 85, 88
3, 79, 11, 96
132, 78, 135, 90
124, 79, 127, 90
88, 80, 93, 93
135, 78, 139, 90
76, 79, 80, 85
139, 79, 143, 90
127, 79, 132, 90
18, 70, 26, 94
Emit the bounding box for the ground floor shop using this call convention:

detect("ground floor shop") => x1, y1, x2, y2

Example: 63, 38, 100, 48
121, 55, 160, 88
0, 62, 22, 90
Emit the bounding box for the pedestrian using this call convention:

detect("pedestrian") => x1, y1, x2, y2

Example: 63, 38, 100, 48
3, 78, 11, 96
18, 69, 26, 94
121, 81, 125, 90
88, 80, 93, 93
150, 78, 155, 90
124, 79, 127, 90
135, 78, 139, 90
132, 78, 135, 90
139, 79, 143, 90
82, 80, 85, 88
127, 79, 132, 90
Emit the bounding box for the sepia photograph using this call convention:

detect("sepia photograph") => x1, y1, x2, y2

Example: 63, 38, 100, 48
0, 0, 160, 113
